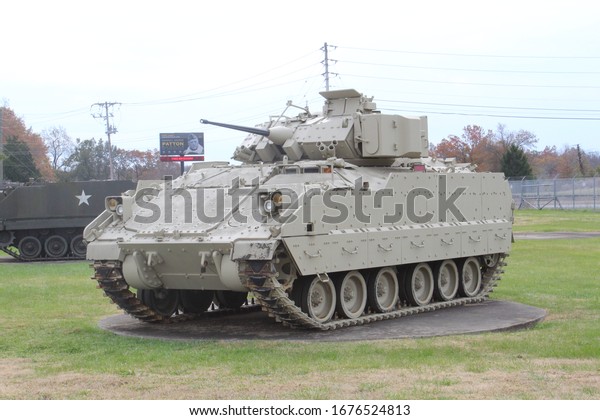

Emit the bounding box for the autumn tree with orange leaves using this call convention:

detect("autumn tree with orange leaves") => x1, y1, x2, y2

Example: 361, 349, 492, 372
1, 106, 54, 181
430, 123, 600, 178
433, 125, 501, 172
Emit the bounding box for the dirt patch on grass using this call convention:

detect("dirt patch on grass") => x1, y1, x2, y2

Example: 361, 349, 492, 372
414, 364, 599, 399
0, 358, 34, 380
1, 358, 598, 399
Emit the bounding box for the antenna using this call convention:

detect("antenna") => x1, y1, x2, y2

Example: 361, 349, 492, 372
91, 102, 121, 180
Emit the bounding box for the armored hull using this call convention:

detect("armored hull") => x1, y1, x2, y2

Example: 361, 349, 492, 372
0, 180, 135, 260
86, 89, 512, 330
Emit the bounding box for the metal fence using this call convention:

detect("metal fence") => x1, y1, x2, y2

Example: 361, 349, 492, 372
508, 177, 600, 210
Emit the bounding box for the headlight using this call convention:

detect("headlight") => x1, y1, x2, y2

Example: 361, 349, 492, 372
260, 190, 284, 215
115, 204, 124, 216
271, 191, 283, 207
263, 199, 274, 213
106, 196, 122, 212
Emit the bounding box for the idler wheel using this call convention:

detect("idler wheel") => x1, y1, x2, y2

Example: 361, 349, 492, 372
482, 253, 500, 269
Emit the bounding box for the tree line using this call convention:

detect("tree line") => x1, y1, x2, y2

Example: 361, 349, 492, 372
1, 105, 599, 183
431, 124, 599, 179
1, 106, 180, 183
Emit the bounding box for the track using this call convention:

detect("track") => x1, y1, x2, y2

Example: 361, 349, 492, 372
1, 246, 83, 262
92, 261, 261, 323
244, 255, 506, 330
93, 254, 507, 330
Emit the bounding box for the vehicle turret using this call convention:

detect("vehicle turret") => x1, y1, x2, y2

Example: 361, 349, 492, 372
202, 89, 429, 165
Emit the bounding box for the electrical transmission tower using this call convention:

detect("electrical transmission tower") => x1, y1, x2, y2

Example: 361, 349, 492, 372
91, 101, 121, 180
321, 42, 338, 91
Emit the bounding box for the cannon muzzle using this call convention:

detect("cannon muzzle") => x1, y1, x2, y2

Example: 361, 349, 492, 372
200, 119, 293, 145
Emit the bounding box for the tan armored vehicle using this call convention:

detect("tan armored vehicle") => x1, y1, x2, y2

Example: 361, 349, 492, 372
85, 89, 512, 330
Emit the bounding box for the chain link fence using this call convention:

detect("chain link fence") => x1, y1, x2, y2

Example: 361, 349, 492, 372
508, 177, 600, 210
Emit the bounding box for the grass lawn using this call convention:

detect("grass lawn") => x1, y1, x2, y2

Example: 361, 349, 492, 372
513, 209, 600, 233
0, 210, 598, 399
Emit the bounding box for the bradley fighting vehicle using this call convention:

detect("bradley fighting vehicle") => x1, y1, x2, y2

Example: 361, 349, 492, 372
1, 180, 135, 260
85, 89, 513, 330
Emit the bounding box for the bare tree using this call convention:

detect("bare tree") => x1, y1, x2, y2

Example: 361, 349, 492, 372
496, 123, 538, 151
42, 126, 75, 172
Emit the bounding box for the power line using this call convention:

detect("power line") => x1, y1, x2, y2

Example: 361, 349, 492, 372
382, 106, 600, 121
124, 49, 322, 107
338, 45, 600, 60
378, 99, 600, 114
6, 44, 599, 154
340, 59, 600, 75
344, 73, 600, 90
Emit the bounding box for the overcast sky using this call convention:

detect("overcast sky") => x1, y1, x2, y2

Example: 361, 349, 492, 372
2, 0, 599, 163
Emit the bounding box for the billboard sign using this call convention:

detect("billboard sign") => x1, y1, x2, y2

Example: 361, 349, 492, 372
159, 133, 204, 162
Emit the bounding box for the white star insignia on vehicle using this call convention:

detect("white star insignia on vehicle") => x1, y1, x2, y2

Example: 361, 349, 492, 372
76, 190, 92, 206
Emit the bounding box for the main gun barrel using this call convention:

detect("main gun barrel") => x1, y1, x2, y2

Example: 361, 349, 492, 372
200, 119, 293, 145
200, 119, 270, 137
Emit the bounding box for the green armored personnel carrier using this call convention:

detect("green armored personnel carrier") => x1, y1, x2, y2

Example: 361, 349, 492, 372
85, 89, 512, 330
1, 180, 135, 260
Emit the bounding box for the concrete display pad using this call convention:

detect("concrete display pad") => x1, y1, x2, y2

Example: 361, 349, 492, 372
99, 300, 546, 342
